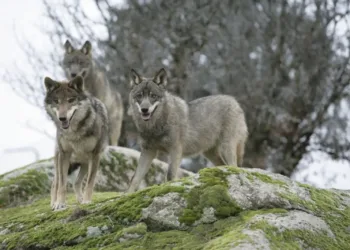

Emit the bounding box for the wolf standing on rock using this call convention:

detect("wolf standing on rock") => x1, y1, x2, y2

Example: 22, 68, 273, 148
44, 76, 109, 211
127, 68, 248, 193
63, 40, 123, 145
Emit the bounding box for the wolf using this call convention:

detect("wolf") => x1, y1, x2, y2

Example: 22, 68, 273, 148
62, 40, 123, 146
127, 68, 248, 193
44, 75, 109, 211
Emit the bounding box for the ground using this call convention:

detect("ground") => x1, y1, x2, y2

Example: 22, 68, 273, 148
0, 159, 349, 249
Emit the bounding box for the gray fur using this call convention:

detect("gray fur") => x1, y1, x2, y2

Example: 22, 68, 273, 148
127, 68, 248, 193
44, 76, 109, 211
62, 40, 124, 145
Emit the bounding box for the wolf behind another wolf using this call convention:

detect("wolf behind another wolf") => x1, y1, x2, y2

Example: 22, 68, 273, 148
127, 68, 248, 193
44, 75, 109, 210
62, 40, 123, 146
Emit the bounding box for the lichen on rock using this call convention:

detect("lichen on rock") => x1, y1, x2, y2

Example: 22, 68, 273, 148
0, 146, 193, 208
0, 163, 349, 249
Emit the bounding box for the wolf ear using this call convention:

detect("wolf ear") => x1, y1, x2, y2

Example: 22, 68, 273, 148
153, 68, 167, 86
64, 40, 74, 54
130, 69, 142, 87
69, 75, 84, 92
81, 41, 92, 55
44, 77, 59, 92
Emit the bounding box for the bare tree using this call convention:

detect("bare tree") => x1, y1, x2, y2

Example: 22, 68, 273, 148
5, 0, 350, 178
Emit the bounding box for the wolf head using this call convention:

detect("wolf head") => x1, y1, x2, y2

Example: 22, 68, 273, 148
44, 76, 87, 130
62, 40, 92, 80
129, 68, 167, 121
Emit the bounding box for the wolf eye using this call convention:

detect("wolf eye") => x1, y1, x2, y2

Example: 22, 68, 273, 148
53, 99, 59, 104
136, 93, 143, 99
68, 98, 76, 103
150, 93, 157, 99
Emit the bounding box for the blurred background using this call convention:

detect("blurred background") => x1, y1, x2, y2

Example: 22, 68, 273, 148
1, 0, 350, 189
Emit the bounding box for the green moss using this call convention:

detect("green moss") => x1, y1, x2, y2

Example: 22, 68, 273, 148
179, 167, 242, 225
250, 220, 338, 250
98, 151, 132, 190
202, 209, 287, 249
99, 184, 185, 223
114, 223, 148, 242
98, 150, 165, 190
0, 169, 50, 208
279, 185, 350, 249
103, 214, 268, 250
0, 192, 119, 249
0, 191, 247, 249
1, 165, 349, 249
199, 167, 231, 187
245, 172, 287, 187
175, 176, 194, 186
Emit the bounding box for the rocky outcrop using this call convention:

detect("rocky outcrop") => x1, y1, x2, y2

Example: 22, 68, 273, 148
0, 165, 349, 249
0, 146, 193, 208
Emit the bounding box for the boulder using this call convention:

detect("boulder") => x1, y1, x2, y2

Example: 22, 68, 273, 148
0, 165, 349, 249
0, 146, 193, 208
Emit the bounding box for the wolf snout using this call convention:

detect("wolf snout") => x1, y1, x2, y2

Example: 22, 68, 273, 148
59, 117, 67, 122
141, 108, 149, 113
71, 73, 77, 78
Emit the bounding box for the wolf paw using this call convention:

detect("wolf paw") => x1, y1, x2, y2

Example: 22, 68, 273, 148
81, 200, 92, 205
52, 202, 67, 211
76, 195, 83, 204
126, 186, 136, 194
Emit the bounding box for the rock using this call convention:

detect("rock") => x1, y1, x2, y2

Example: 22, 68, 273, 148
0, 229, 10, 236
116, 223, 147, 242
141, 192, 187, 230
86, 226, 102, 237
0, 166, 349, 249
250, 210, 335, 238
0, 146, 194, 207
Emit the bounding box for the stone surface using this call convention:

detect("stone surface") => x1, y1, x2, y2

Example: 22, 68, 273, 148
141, 192, 187, 230
0, 146, 193, 207
0, 164, 349, 249
86, 226, 102, 237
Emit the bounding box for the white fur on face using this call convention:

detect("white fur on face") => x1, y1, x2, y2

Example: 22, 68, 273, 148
53, 107, 59, 118
136, 102, 142, 113
67, 105, 78, 120
148, 101, 159, 113
136, 100, 159, 114
52, 105, 77, 120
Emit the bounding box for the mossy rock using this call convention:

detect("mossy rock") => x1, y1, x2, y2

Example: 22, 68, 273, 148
0, 166, 349, 249
0, 146, 193, 208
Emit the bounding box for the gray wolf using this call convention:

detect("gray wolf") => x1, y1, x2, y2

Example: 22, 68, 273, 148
44, 75, 109, 210
127, 68, 248, 193
62, 40, 123, 145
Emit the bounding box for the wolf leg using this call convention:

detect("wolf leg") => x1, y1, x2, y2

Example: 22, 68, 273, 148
74, 163, 88, 203
82, 154, 100, 204
203, 148, 226, 166
108, 110, 122, 146
127, 149, 157, 193
53, 151, 71, 211
218, 141, 238, 167
236, 141, 245, 168
50, 150, 59, 208
167, 145, 182, 181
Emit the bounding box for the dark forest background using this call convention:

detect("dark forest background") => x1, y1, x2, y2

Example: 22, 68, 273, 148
6, 0, 350, 180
